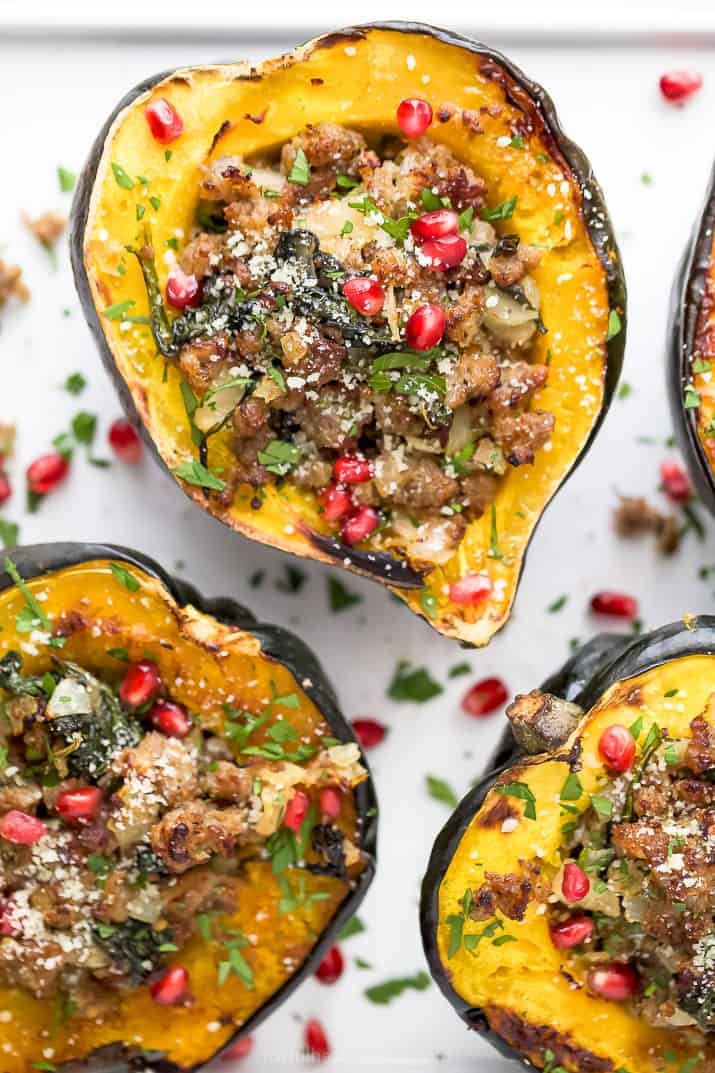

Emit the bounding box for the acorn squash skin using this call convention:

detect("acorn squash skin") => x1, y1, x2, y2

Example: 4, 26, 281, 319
70, 22, 626, 646
0, 543, 377, 1073
420, 619, 715, 1072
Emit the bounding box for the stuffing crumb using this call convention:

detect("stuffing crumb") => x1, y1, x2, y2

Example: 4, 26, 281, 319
613, 495, 681, 556
23, 211, 67, 247
0, 260, 29, 306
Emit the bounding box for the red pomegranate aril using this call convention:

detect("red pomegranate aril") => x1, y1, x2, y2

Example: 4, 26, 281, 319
315, 944, 344, 984
599, 724, 636, 773
150, 966, 189, 1005
351, 718, 387, 748
562, 862, 590, 903
0, 900, 16, 937
151, 699, 192, 739
304, 1019, 331, 1061
341, 506, 380, 546
659, 70, 703, 105
587, 963, 639, 1000
145, 97, 184, 143
27, 452, 69, 496
462, 677, 508, 717
449, 573, 493, 606
342, 277, 385, 316
660, 460, 691, 503
405, 303, 445, 350
421, 234, 467, 272
319, 482, 353, 523
411, 209, 459, 242
0, 810, 46, 845
284, 789, 309, 832
590, 591, 638, 620
0, 471, 11, 506
319, 787, 342, 821
396, 97, 433, 138
119, 660, 162, 708
221, 1036, 254, 1061
333, 456, 372, 484
550, 915, 595, 950
56, 787, 102, 822
108, 418, 142, 464
166, 267, 200, 310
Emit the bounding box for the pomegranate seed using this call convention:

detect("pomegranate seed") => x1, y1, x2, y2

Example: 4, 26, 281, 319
166, 267, 200, 310
315, 945, 344, 985
598, 725, 636, 773
449, 573, 493, 606
108, 419, 142, 464
352, 718, 387, 748
145, 97, 184, 143
304, 1019, 330, 1061
660, 460, 691, 503
421, 234, 467, 272
562, 862, 590, 903
342, 277, 385, 316
0, 810, 46, 845
341, 506, 380, 545
284, 789, 309, 832
222, 1036, 254, 1061
150, 966, 189, 1005
333, 456, 372, 484
587, 963, 639, 1000
56, 786, 102, 821
0, 899, 17, 937
405, 303, 445, 350
319, 787, 342, 820
550, 915, 595, 950
27, 452, 69, 496
411, 209, 459, 242
659, 71, 702, 105
590, 592, 638, 620
0, 471, 11, 505
396, 98, 433, 138
119, 660, 162, 708
462, 677, 508, 717
150, 699, 192, 738
319, 482, 353, 523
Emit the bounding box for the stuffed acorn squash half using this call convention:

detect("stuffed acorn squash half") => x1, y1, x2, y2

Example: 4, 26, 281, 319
422, 621, 715, 1072
71, 22, 625, 646
0, 544, 376, 1073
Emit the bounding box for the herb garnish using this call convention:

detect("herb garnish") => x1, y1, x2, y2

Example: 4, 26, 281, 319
425, 774, 459, 808
338, 916, 366, 940
288, 147, 311, 186
495, 780, 536, 820
57, 167, 76, 193
328, 576, 362, 612
257, 440, 300, 477
387, 661, 443, 703
111, 163, 135, 189
607, 309, 622, 341
481, 196, 517, 221
64, 372, 86, 395
172, 459, 226, 491
364, 971, 430, 1005
4, 557, 64, 646
110, 563, 141, 593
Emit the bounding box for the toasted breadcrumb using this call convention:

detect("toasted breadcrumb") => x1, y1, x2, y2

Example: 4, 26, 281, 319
0, 260, 29, 306
23, 211, 67, 247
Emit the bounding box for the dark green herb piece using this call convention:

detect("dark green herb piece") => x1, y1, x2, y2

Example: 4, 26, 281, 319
560, 772, 583, 802
275, 565, 306, 594
328, 576, 362, 612
172, 460, 226, 491
102, 299, 136, 321
488, 503, 505, 562
458, 206, 474, 230
71, 411, 96, 446
481, 196, 517, 221
288, 147, 311, 186
388, 661, 443, 703
618, 383, 632, 400
590, 794, 613, 819
607, 310, 622, 341
110, 563, 140, 593
257, 440, 300, 477
448, 662, 471, 678
64, 372, 86, 395
684, 384, 701, 409
364, 971, 430, 1005
548, 595, 568, 613
338, 916, 366, 940
107, 647, 130, 661
420, 588, 438, 619
0, 520, 19, 549
4, 557, 58, 640
425, 774, 458, 809
57, 166, 76, 193
495, 781, 536, 820
111, 163, 134, 189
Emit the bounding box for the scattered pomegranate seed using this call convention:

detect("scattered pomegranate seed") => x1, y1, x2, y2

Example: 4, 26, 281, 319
462, 677, 508, 717
0, 810, 46, 845
119, 660, 163, 708
411, 209, 459, 242
150, 699, 192, 738
27, 452, 69, 496
145, 97, 184, 143
315, 944, 344, 984
449, 573, 493, 606
56, 786, 102, 822
590, 592, 638, 620
333, 456, 372, 484
0, 471, 11, 505
221, 1036, 254, 1061
660, 460, 691, 503
405, 303, 445, 350
304, 1019, 331, 1061
166, 267, 200, 310
396, 97, 433, 138
421, 234, 467, 272
352, 718, 387, 748
549, 915, 595, 950
108, 418, 142, 464
598, 725, 636, 773
659, 70, 703, 105
0, 899, 17, 936
562, 862, 590, 903
341, 505, 380, 545
150, 966, 189, 1005
342, 277, 385, 316
319, 787, 342, 821
587, 962, 639, 1000
284, 789, 309, 832
319, 482, 353, 523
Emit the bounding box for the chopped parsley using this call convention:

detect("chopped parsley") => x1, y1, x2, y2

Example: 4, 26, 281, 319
257, 440, 300, 477
495, 780, 536, 820
684, 384, 701, 409
287, 147, 311, 186
57, 166, 76, 193
607, 309, 623, 341
364, 971, 430, 1005
64, 372, 86, 395
109, 563, 140, 593
448, 662, 471, 679
387, 661, 443, 703
420, 588, 438, 619
0, 520, 19, 549
111, 163, 135, 190
547, 594, 568, 613
425, 774, 459, 809
328, 576, 362, 612
102, 299, 136, 321
560, 772, 583, 802
488, 503, 505, 562
338, 916, 366, 940
172, 459, 226, 491
275, 565, 306, 594
217, 930, 254, 988
71, 411, 96, 446
481, 196, 517, 221
4, 557, 63, 645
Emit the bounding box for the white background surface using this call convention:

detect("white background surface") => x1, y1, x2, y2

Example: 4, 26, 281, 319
2, 5, 715, 1070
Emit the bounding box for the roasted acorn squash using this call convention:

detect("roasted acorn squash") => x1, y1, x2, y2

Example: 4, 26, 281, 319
422, 621, 715, 1072
0, 543, 376, 1073
71, 22, 625, 646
